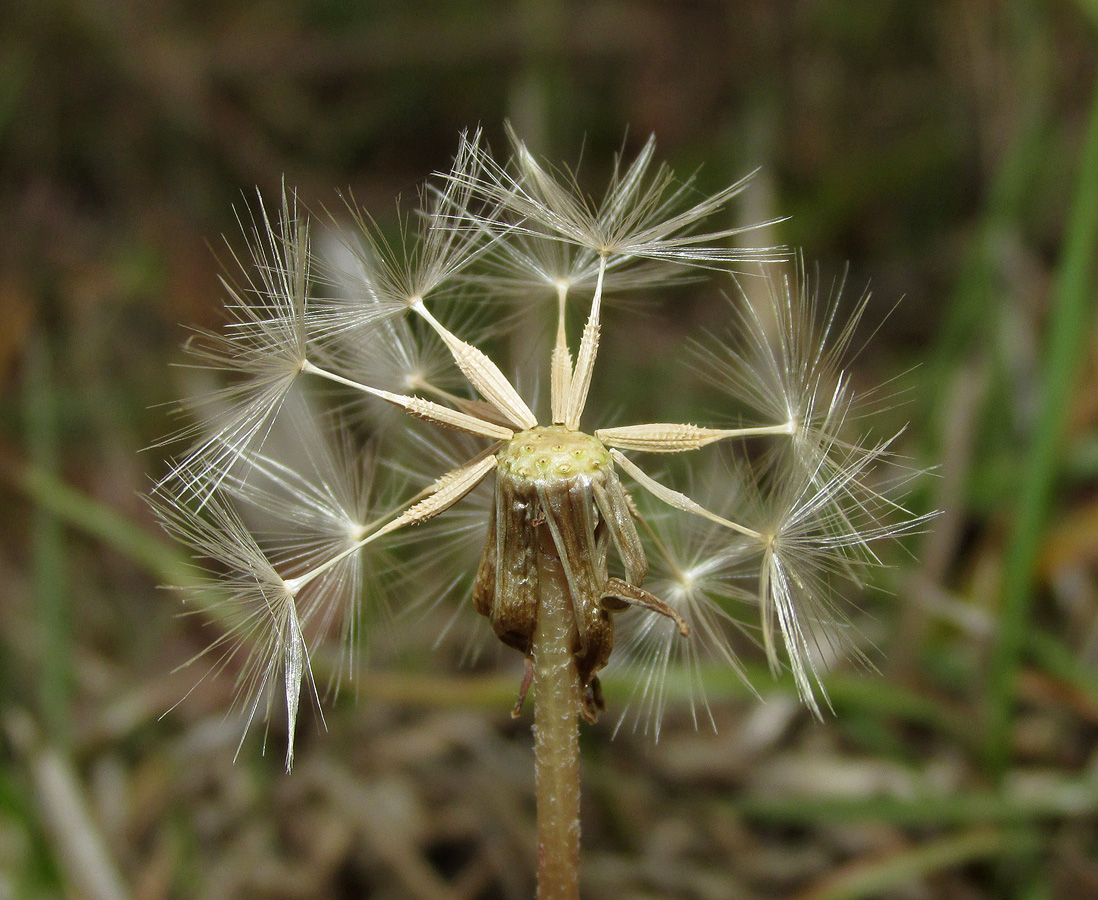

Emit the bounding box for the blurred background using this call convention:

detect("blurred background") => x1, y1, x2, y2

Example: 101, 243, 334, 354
3, 1, 1098, 898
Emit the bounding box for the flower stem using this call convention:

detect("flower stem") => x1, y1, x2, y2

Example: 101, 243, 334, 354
532, 541, 582, 900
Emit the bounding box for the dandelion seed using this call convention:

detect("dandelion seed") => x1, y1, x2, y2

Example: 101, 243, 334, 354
692, 258, 868, 475
612, 469, 758, 737
459, 127, 780, 265
310, 130, 496, 338
160, 186, 313, 502
153, 491, 316, 770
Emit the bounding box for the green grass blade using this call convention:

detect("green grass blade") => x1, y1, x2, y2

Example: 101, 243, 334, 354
789, 829, 1008, 900
986, 80, 1098, 777
23, 337, 71, 747
734, 776, 1098, 827
14, 464, 197, 590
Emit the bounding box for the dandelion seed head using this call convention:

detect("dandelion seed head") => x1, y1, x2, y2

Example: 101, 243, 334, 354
155, 133, 927, 766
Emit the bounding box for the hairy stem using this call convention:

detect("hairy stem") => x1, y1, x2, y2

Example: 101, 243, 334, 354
532, 541, 582, 900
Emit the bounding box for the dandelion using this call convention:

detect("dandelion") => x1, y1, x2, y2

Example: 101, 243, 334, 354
156, 131, 923, 900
